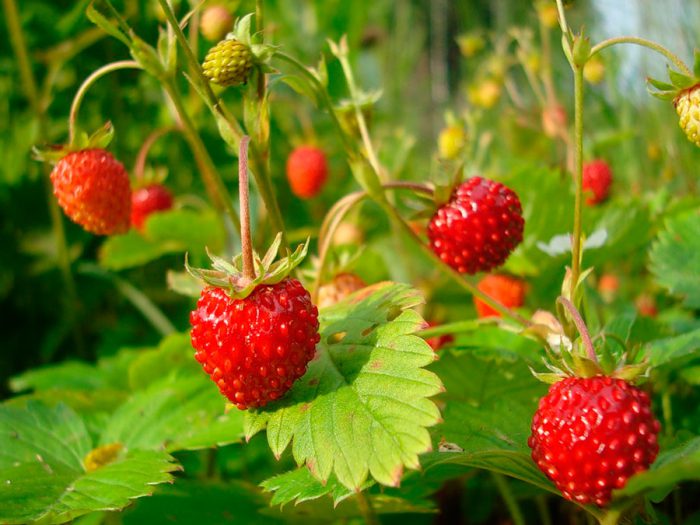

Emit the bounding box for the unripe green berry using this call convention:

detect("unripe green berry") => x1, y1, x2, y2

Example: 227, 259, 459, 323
202, 38, 253, 87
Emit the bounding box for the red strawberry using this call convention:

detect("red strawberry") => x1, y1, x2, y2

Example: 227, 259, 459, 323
50, 148, 131, 235
582, 159, 612, 205
635, 294, 658, 318
529, 376, 660, 507
474, 274, 526, 318
131, 184, 174, 231
425, 321, 454, 351
598, 273, 620, 303
427, 176, 524, 274
286, 146, 328, 199
190, 278, 320, 410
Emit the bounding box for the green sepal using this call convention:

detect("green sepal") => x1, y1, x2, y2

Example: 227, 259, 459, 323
611, 361, 651, 384
668, 67, 696, 90
167, 270, 204, 297
229, 13, 254, 48
694, 49, 700, 78
571, 33, 591, 68
646, 76, 675, 92
570, 352, 605, 378
32, 122, 115, 164
183, 234, 309, 300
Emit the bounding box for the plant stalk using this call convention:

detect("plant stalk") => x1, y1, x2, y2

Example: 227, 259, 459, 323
132, 126, 180, 180
491, 473, 526, 525
570, 66, 584, 301
239, 136, 255, 280
557, 296, 597, 362
590, 36, 692, 76
355, 491, 380, 525
68, 60, 142, 144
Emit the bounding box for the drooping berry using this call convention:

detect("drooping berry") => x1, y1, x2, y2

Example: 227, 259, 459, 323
130, 184, 174, 231
529, 376, 660, 507
190, 278, 320, 410
582, 159, 613, 206
202, 38, 254, 87
427, 176, 524, 274
200, 4, 233, 42
674, 84, 700, 147
474, 274, 526, 318
50, 148, 131, 235
286, 146, 328, 199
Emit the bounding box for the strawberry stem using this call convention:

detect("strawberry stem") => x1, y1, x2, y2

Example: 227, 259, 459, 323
239, 136, 255, 281
68, 60, 142, 145
590, 36, 692, 77
557, 296, 597, 363
132, 126, 180, 181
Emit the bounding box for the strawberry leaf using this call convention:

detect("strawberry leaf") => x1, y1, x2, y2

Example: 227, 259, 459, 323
649, 210, 700, 309
0, 401, 179, 525
422, 350, 555, 493
244, 282, 442, 490
261, 467, 368, 506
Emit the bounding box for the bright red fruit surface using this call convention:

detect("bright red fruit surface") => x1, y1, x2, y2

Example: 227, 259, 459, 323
50, 148, 131, 235
131, 184, 174, 231
582, 159, 613, 205
474, 274, 526, 318
427, 176, 524, 274
286, 146, 328, 199
529, 376, 660, 507
190, 278, 320, 410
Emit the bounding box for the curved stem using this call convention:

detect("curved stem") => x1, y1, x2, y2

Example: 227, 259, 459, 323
69, 60, 142, 144
591, 36, 692, 76
557, 296, 597, 362
239, 136, 255, 280
491, 473, 526, 525
570, 66, 584, 300
132, 126, 180, 180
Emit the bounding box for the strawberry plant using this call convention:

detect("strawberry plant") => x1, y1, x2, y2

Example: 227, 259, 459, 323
2, 1, 700, 524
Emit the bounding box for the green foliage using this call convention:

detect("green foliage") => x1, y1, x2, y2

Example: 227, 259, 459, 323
245, 283, 443, 491
650, 210, 700, 309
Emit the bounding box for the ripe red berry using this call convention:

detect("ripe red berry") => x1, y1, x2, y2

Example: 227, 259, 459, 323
474, 274, 526, 318
286, 146, 328, 199
50, 148, 131, 235
190, 278, 320, 410
582, 159, 613, 205
131, 184, 174, 231
427, 176, 524, 274
529, 376, 660, 507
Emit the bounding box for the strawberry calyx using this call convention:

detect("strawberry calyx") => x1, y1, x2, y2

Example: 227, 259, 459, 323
33, 121, 115, 165
186, 233, 309, 300
647, 50, 700, 101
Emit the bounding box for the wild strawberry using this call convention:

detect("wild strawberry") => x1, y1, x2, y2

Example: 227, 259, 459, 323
674, 84, 700, 147
190, 278, 320, 410
438, 125, 467, 160
317, 273, 366, 309
202, 38, 253, 86
286, 146, 328, 199
427, 176, 524, 274
131, 184, 174, 231
50, 148, 131, 235
598, 273, 619, 303
582, 159, 612, 205
200, 5, 233, 42
635, 294, 658, 318
529, 376, 660, 507
474, 274, 526, 318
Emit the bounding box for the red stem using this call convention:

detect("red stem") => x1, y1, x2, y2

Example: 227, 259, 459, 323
557, 296, 597, 363
239, 136, 255, 280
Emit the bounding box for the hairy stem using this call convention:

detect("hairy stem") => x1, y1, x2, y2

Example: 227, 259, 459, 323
69, 60, 142, 144
239, 136, 255, 280
557, 296, 597, 362
591, 36, 692, 76
571, 66, 584, 301
491, 473, 526, 525
132, 126, 180, 180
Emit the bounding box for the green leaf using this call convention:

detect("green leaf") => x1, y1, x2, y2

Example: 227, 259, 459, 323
100, 209, 225, 271
245, 282, 442, 491
261, 467, 368, 506
645, 328, 700, 369
122, 481, 282, 525
127, 333, 200, 390
86, 2, 131, 47
101, 375, 244, 452
616, 437, 700, 500
649, 210, 700, 309
423, 351, 555, 493
0, 401, 178, 524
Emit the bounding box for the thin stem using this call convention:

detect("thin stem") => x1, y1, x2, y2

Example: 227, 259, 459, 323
162, 79, 241, 234
132, 126, 180, 180
571, 66, 584, 300
239, 136, 255, 280
68, 60, 142, 144
255, 0, 264, 36
557, 296, 597, 362
78, 263, 176, 336
418, 319, 484, 339
535, 496, 553, 525
491, 473, 526, 525
591, 36, 692, 76
554, 0, 569, 35
597, 508, 622, 525
355, 491, 379, 525
3, 0, 39, 113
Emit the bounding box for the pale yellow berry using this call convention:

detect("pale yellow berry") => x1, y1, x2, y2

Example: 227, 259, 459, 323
674, 84, 700, 147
